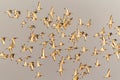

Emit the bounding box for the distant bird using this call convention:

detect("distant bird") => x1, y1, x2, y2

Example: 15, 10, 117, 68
108, 15, 114, 29
105, 68, 111, 78
48, 7, 55, 19
95, 59, 101, 67
64, 8, 71, 16
0, 37, 6, 45
40, 48, 47, 59
86, 19, 92, 28
37, 2, 42, 11
35, 72, 42, 78
5, 10, 13, 18
78, 18, 84, 26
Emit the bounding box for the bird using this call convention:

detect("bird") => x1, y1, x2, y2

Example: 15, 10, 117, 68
115, 26, 120, 36
58, 64, 64, 76
64, 8, 71, 16
0, 52, 9, 59
78, 18, 84, 27
104, 54, 112, 62
21, 44, 28, 52
26, 10, 32, 20
108, 15, 114, 29
16, 57, 23, 64
74, 53, 80, 62
40, 41, 49, 48
37, 1, 42, 11
35, 72, 42, 78
21, 20, 27, 27
76, 28, 81, 39
28, 46, 33, 53
105, 68, 111, 78
24, 56, 32, 60
29, 31, 39, 42
100, 46, 107, 52
60, 32, 67, 38
94, 33, 100, 37
114, 50, 120, 60
5, 10, 13, 18
92, 47, 99, 56
36, 60, 42, 68
81, 71, 88, 78
42, 16, 52, 27
110, 39, 117, 49
65, 53, 72, 60
31, 11, 38, 21
83, 33, 88, 41
107, 32, 113, 39
48, 7, 55, 19
59, 56, 65, 65
79, 63, 85, 70
100, 36, 107, 46
23, 61, 28, 67
13, 10, 21, 18
117, 43, 120, 49
40, 48, 47, 59
29, 62, 35, 71
9, 53, 15, 61
85, 65, 92, 73
29, 25, 36, 30
58, 42, 64, 47
50, 50, 59, 61
86, 19, 92, 28
40, 32, 46, 38
65, 46, 74, 52
58, 57, 65, 76
99, 27, 105, 36
72, 69, 79, 80
81, 46, 88, 53
7, 43, 15, 53
95, 59, 101, 67
0, 37, 6, 45
49, 40, 57, 49
11, 37, 18, 45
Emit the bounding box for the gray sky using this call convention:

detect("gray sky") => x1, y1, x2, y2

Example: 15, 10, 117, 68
0, 0, 120, 80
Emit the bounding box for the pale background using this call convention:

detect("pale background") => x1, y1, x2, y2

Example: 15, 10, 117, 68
0, 0, 120, 80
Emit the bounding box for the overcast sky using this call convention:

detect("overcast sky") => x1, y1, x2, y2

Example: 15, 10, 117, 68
0, 0, 120, 80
